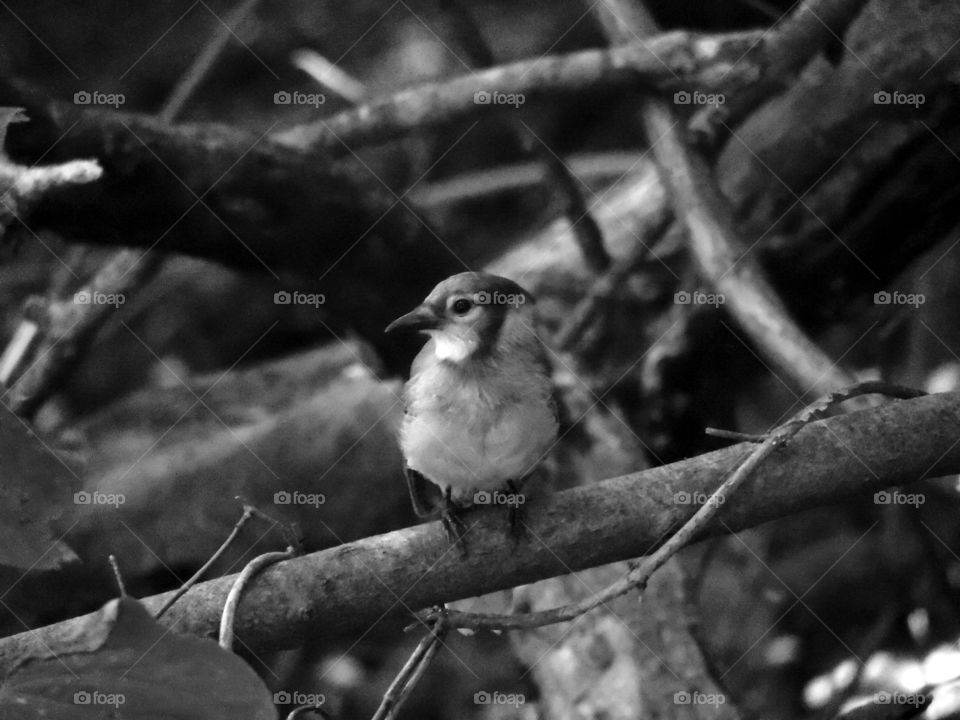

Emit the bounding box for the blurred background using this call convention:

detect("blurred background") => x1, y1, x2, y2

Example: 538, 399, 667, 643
1, 0, 960, 717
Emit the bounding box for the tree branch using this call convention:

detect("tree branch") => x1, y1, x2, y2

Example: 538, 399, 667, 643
595, 0, 857, 396
271, 29, 765, 152
428, 381, 922, 631
0, 391, 956, 663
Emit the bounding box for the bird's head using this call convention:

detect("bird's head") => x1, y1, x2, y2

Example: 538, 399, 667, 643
385, 272, 535, 363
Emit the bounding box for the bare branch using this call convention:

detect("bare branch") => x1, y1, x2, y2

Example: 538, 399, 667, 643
595, 0, 856, 396
429, 382, 922, 631
272, 30, 765, 152
0, 390, 953, 662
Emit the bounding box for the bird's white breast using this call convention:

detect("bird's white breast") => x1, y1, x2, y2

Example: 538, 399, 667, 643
399, 351, 557, 500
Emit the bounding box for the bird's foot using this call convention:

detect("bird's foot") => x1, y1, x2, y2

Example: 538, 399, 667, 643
441, 488, 469, 557
505, 480, 527, 544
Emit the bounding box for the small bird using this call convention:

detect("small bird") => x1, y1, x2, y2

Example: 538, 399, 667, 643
385, 272, 558, 546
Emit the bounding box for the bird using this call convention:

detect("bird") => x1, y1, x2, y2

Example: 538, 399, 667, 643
385, 272, 558, 547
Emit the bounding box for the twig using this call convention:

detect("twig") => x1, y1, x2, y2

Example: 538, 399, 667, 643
292, 49, 368, 104
422, 382, 924, 631
705, 427, 768, 443
0, 319, 38, 386
542, 151, 612, 272
160, 0, 263, 123
371, 612, 448, 720
0, 389, 949, 661
554, 209, 675, 350
155, 503, 259, 619
219, 546, 297, 651
436, 0, 611, 273
108, 554, 127, 597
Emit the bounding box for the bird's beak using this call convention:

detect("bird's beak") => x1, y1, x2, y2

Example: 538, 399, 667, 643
385, 305, 440, 334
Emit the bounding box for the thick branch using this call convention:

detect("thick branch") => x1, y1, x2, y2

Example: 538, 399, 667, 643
700, 0, 872, 134
596, 0, 856, 396
272, 30, 764, 152
1, 392, 957, 662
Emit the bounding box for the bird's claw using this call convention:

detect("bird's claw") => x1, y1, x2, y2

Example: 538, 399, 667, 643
505, 480, 527, 544
441, 498, 469, 558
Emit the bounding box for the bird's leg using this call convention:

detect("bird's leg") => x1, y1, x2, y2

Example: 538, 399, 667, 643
505, 479, 527, 541
440, 486, 469, 557
404, 467, 435, 519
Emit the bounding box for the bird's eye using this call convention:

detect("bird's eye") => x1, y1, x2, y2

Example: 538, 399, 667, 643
451, 298, 472, 315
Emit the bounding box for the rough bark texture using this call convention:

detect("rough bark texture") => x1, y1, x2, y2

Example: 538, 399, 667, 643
0, 391, 956, 665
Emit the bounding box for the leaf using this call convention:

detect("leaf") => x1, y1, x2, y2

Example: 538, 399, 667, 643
0, 596, 277, 719
0, 403, 79, 570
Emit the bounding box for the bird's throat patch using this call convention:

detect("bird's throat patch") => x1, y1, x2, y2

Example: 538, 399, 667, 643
430, 330, 477, 363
